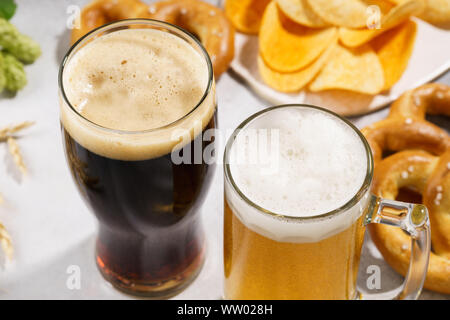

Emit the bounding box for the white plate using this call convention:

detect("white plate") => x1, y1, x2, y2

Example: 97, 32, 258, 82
230, 18, 450, 116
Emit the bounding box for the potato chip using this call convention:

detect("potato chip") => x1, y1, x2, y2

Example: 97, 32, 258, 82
258, 38, 337, 92
259, 2, 337, 72
307, 0, 393, 28
225, 0, 271, 34
388, 0, 450, 26
339, 0, 422, 47
275, 0, 329, 28
371, 20, 417, 90
309, 44, 384, 94
418, 0, 450, 27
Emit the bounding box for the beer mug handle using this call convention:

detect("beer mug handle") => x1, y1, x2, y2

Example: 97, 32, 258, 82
362, 195, 431, 300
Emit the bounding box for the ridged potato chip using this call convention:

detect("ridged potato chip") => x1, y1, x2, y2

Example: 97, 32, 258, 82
306, 0, 392, 28
309, 44, 384, 94
275, 0, 329, 28
389, 0, 450, 27
372, 20, 417, 90
339, 0, 423, 47
418, 0, 450, 27
258, 38, 337, 92
259, 2, 337, 72
225, 0, 271, 34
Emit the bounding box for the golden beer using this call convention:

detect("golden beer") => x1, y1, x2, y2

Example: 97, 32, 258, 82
224, 201, 365, 300
223, 105, 372, 300
223, 105, 431, 300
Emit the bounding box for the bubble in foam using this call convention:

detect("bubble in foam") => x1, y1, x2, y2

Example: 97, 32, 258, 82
229, 107, 368, 218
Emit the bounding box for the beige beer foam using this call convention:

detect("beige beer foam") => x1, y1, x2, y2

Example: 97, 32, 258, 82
61, 28, 215, 161
226, 107, 371, 242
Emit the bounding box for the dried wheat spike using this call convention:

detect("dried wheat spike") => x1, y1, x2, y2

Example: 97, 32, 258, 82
0, 222, 13, 261
0, 121, 35, 141
7, 137, 27, 175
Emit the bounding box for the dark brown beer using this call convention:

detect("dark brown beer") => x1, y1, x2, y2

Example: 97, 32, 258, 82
63, 114, 216, 296
58, 21, 216, 297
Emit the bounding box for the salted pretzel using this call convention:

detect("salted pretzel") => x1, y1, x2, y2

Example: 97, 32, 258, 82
369, 150, 450, 294
71, 0, 152, 44
148, 0, 235, 79
363, 83, 450, 294
71, 0, 235, 78
362, 83, 450, 163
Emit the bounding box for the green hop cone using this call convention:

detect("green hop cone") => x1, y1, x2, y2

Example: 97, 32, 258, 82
0, 18, 41, 64
0, 53, 6, 92
2, 51, 26, 92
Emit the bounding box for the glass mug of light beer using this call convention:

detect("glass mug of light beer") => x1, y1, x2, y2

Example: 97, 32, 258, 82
223, 105, 430, 300
58, 20, 216, 297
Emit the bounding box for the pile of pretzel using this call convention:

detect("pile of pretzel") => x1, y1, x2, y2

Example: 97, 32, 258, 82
70, 0, 235, 79
362, 83, 450, 294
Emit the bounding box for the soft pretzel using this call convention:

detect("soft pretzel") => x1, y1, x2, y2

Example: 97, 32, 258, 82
389, 83, 450, 120
363, 83, 450, 294
369, 150, 450, 294
424, 151, 450, 261
147, 0, 235, 78
71, 0, 152, 44
71, 0, 235, 79
362, 83, 450, 163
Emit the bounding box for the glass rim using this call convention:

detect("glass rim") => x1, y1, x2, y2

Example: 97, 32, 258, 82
223, 104, 374, 223
58, 18, 214, 135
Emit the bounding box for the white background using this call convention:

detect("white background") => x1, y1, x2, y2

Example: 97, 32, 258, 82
0, 0, 448, 299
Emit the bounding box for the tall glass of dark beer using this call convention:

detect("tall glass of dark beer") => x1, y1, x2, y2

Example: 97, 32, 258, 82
58, 20, 216, 298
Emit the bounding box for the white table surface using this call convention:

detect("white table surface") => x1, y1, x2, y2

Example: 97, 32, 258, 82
0, 0, 448, 300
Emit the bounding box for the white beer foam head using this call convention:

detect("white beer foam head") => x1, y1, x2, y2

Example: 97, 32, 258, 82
60, 27, 215, 161
225, 106, 371, 242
